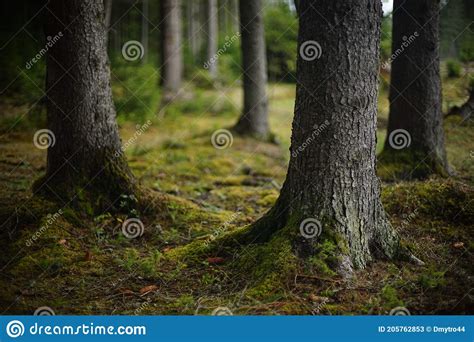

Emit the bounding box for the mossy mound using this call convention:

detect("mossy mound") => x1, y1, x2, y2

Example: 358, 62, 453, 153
382, 178, 473, 224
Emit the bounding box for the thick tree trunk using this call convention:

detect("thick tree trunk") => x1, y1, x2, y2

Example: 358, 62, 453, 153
206, 0, 218, 78
161, 0, 183, 102
35, 0, 136, 207
232, 0, 269, 138
237, 0, 400, 271
380, 0, 450, 179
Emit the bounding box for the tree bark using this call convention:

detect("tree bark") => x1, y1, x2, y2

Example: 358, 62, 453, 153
206, 0, 218, 78
232, 0, 269, 138
381, 0, 450, 179
35, 0, 136, 208
236, 0, 401, 271
160, 0, 183, 102
104, 0, 112, 30
187, 0, 200, 62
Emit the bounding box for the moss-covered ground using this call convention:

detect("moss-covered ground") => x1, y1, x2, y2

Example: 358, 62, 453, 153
1, 77, 473, 315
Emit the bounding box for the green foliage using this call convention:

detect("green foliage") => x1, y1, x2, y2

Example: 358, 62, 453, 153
446, 59, 462, 78
165, 90, 237, 117
381, 285, 403, 308
418, 268, 446, 289
110, 59, 160, 121
264, 4, 298, 82
380, 15, 393, 62
120, 248, 163, 277
215, 36, 242, 84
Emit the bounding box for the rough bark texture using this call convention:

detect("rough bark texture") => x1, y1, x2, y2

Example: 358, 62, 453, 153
36, 0, 136, 207
207, 0, 218, 78
381, 0, 450, 178
240, 0, 400, 270
233, 0, 269, 138
161, 0, 183, 101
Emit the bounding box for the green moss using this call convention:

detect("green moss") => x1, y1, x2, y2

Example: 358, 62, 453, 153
418, 268, 446, 289
382, 179, 473, 224
381, 285, 403, 308
378, 148, 448, 181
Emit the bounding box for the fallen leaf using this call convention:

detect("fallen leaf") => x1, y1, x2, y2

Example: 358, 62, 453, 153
207, 257, 225, 264
139, 285, 158, 295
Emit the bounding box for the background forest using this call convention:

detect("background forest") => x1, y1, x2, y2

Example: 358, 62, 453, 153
0, 0, 473, 315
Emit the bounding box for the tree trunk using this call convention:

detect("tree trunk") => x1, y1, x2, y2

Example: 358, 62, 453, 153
160, 0, 183, 102
187, 0, 200, 62
235, 0, 401, 272
380, 0, 450, 179
232, 0, 269, 138
35, 0, 136, 208
104, 0, 112, 30
206, 0, 218, 78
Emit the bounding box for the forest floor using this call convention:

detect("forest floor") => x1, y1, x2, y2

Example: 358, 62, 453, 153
0, 78, 473, 315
